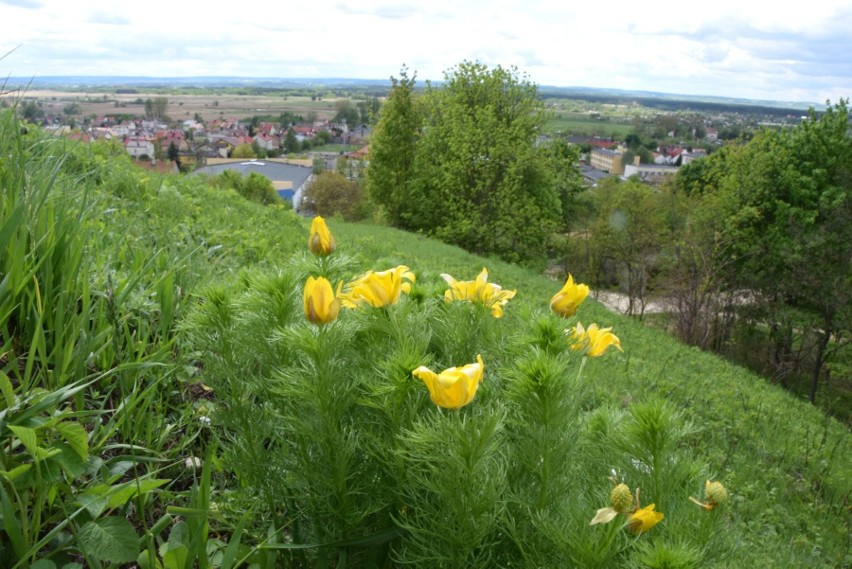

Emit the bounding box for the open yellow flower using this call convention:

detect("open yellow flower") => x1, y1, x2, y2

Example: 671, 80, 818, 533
441, 267, 516, 318
569, 322, 623, 357
550, 274, 590, 317
308, 216, 336, 256
303, 276, 342, 325
339, 265, 415, 309
412, 355, 485, 409
627, 504, 664, 534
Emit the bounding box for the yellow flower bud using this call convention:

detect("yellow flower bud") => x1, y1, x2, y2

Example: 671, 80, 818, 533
304, 276, 342, 325
308, 216, 336, 256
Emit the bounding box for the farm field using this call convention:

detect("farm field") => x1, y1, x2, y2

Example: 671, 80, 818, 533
15, 89, 347, 122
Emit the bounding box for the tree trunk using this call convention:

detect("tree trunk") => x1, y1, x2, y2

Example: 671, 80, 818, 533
809, 313, 833, 403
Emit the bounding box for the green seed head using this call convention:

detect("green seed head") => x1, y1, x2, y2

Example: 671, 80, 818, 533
705, 480, 728, 505
610, 483, 633, 512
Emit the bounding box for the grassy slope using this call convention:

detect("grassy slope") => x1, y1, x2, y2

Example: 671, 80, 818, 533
138, 172, 850, 565
49, 144, 852, 566
334, 223, 851, 566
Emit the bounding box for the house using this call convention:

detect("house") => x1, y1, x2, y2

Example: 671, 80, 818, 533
257, 122, 278, 136
124, 137, 155, 159
253, 134, 281, 152
157, 129, 189, 152
705, 128, 718, 142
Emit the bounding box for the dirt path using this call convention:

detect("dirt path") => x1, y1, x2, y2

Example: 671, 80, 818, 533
593, 291, 667, 315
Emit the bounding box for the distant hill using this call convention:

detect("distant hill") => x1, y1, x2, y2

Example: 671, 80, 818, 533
5, 76, 817, 113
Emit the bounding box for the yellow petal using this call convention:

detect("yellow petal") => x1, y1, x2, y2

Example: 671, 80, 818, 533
627, 504, 664, 534
550, 273, 590, 318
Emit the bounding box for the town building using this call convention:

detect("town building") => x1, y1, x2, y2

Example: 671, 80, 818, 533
590, 148, 625, 175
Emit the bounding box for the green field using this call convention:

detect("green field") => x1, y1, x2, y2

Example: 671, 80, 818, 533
544, 115, 634, 137
1, 108, 849, 568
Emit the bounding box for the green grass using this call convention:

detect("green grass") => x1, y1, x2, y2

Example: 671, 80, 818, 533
1, 109, 849, 567
545, 113, 634, 137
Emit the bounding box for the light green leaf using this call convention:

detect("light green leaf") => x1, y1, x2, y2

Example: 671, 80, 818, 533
160, 521, 189, 569
107, 478, 170, 509
76, 493, 109, 519
0, 463, 32, 481
76, 517, 139, 563
29, 560, 57, 569
0, 371, 14, 408
7, 424, 39, 456
55, 421, 89, 460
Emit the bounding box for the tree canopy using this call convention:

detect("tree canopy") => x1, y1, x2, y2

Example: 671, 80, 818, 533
368, 62, 568, 265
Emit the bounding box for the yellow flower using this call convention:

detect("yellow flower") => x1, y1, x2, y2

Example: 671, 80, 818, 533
308, 216, 336, 256
550, 274, 590, 317
339, 265, 415, 309
412, 355, 485, 409
627, 503, 664, 534
569, 322, 623, 357
441, 267, 516, 318
303, 276, 342, 325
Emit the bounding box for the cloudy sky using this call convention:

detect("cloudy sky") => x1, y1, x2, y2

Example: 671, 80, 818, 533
3, 0, 851, 104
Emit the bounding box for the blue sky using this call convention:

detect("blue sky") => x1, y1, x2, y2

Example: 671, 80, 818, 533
3, 0, 851, 104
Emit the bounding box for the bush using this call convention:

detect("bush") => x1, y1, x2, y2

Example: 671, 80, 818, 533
304, 171, 364, 220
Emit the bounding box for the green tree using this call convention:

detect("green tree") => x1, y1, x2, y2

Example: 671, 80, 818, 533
304, 171, 365, 220
370, 62, 565, 265
416, 61, 562, 264
62, 102, 80, 115
588, 178, 671, 316
240, 172, 279, 205
167, 141, 181, 168
284, 128, 300, 153
332, 99, 360, 126
315, 129, 332, 145
232, 143, 255, 159
21, 101, 44, 121
366, 66, 422, 227
251, 140, 268, 159
357, 97, 381, 124
672, 101, 851, 403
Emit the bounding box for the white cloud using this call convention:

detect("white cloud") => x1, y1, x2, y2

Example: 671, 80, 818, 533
1, 0, 850, 103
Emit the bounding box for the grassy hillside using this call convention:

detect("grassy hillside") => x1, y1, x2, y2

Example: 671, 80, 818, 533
1, 110, 849, 567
